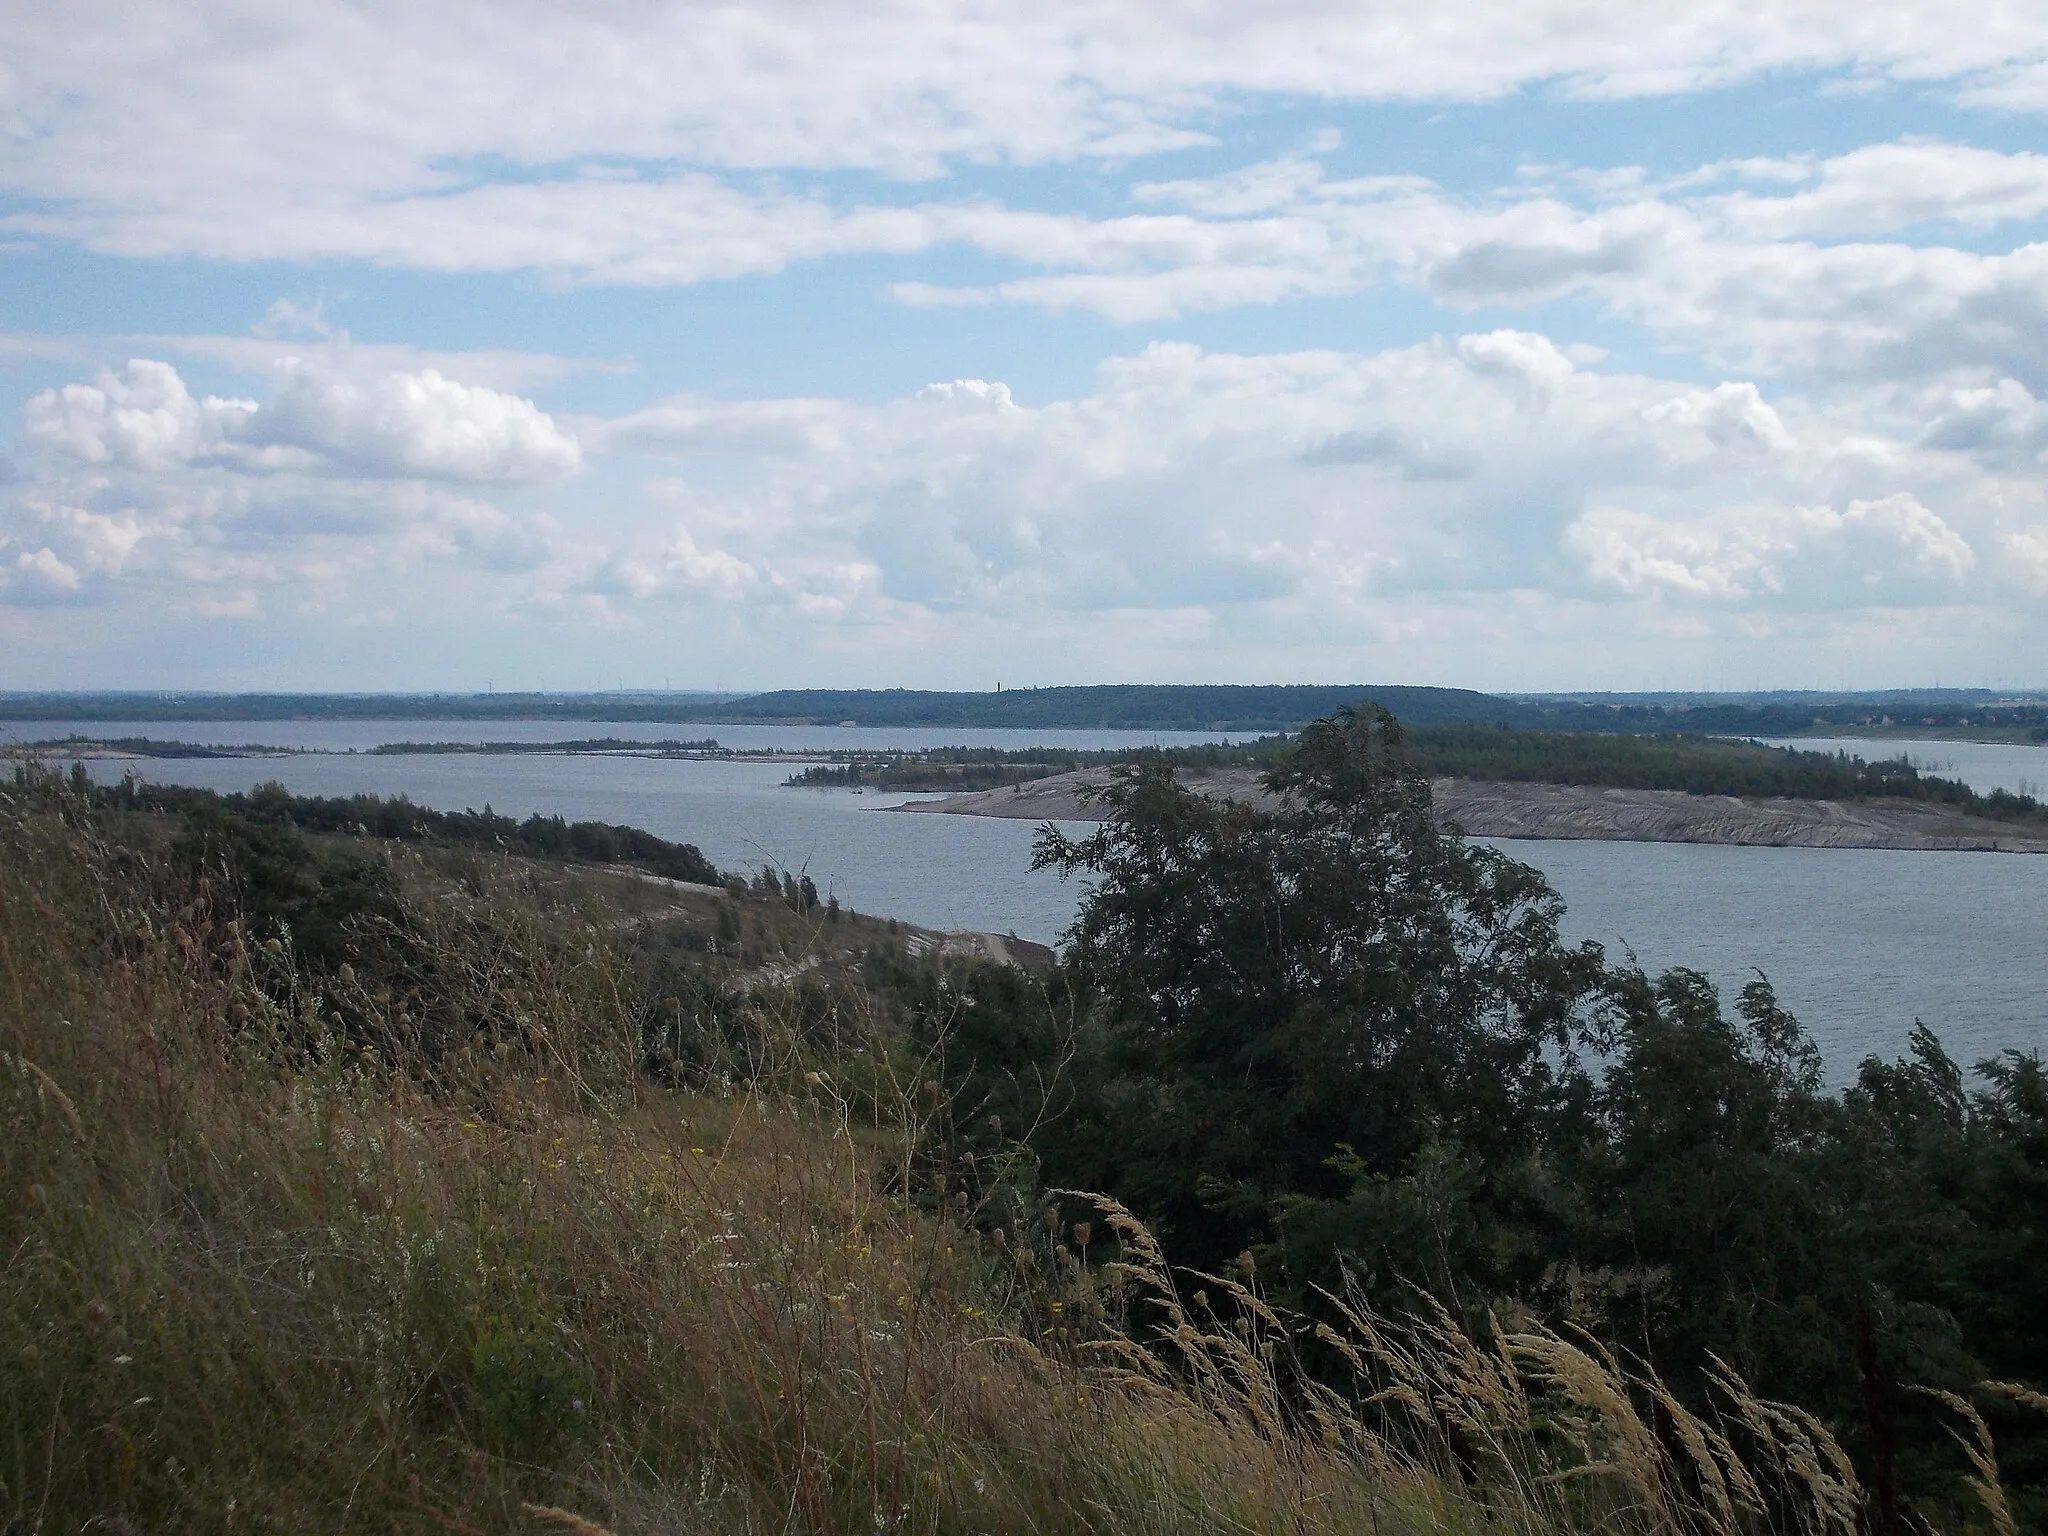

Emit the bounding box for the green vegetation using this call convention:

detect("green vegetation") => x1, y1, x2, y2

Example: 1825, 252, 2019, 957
985, 709, 2042, 1524
1401, 725, 2048, 825
20, 734, 290, 759
4, 728, 2046, 1532
785, 738, 1292, 792
90, 772, 724, 886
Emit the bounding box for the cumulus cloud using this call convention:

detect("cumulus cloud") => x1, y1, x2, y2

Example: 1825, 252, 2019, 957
542, 338, 2014, 632
23, 361, 257, 471
0, 497, 150, 607
258, 365, 581, 481
23, 359, 579, 483
1647, 383, 1794, 455
1705, 141, 2048, 238
1, 547, 85, 605
10, 331, 2044, 676
1570, 494, 1975, 601
1916, 377, 2048, 463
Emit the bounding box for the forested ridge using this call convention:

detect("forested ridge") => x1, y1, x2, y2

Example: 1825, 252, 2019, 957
15, 683, 2048, 737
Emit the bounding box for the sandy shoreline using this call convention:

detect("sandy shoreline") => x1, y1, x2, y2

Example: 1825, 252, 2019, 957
889, 767, 2048, 853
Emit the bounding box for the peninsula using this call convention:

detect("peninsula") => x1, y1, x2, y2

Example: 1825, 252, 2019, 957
893, 765, 2048, 852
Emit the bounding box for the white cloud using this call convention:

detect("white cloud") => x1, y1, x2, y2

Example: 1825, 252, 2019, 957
878, 146, 2048, 391
1, 547, 84, 604
8, 3, 2048, 291
2003, 526, 2048, 594
1708, 141, 2048, 238
1648, 382, 1794, 454
9, 2, 2048, 209
22, 359, 580, 483
0, 497, 151, 606
259, 364, 581, 482
1570, 493, 1975, 600
1916, 377, 2048, 463
10, 332, 2048, 681
22, 361, 256, 471
545, 339, 2012, 630
594, 396, 849, 457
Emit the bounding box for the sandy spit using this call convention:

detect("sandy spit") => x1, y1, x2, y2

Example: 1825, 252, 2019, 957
888, 767, 2048, 853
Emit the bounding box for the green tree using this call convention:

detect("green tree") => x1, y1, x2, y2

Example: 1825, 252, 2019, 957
1030, 705, 1607, 1291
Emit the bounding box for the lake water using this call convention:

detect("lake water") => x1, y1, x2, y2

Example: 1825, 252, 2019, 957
13, 719, 2044, 1081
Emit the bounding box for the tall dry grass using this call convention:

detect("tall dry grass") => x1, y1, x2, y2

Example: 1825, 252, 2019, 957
0, 768, 2029, 1534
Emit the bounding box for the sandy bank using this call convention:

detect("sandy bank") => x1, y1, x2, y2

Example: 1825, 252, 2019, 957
890, 767, 2048, 853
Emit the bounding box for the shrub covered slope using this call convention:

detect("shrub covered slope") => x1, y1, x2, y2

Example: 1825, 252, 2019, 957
2, 749, 2043, 1534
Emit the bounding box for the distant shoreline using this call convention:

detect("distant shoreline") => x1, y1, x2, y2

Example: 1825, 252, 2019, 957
7, 684, 2048, 741
21, 734, 2048, 852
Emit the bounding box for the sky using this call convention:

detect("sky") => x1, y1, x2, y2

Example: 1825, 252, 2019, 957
7, 4, 2048, 693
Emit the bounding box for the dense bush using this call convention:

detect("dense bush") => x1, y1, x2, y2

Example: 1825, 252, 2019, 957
96, 772, 723, 884
977, 707, 2048, 1526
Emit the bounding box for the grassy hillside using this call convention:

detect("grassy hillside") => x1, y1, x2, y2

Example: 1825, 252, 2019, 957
0, 765, 2019, 1534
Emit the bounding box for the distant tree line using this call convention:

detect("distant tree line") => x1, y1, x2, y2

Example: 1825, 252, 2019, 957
10, 684, 2048, 736
1403, 725, 2048, 824
785, 737, 1297, 791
